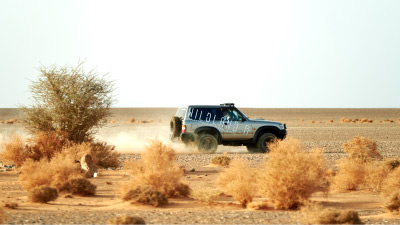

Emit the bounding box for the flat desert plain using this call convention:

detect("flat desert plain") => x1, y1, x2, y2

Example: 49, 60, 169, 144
1, 108, 400, 224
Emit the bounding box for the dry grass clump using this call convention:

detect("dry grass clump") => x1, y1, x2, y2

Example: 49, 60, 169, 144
247, 201, 269, 210
384, 191, 400, 214
191, 189, 221, 204
4, 202, 18, 209
259, 137, 327, 209
129, 117, 135, 123
332, 136, 384, 192
19, 153, 83, 191
397, 118, 400, 123
0, 207, 5, 224
107, 215, 146, 224
123, 185, 168, 207
211, 154, 231, 166
123, 139, 190, 198
28, 185, 58, 203
302, 204, 362, 224
217, 160, 258, 207
0, 131, 67, 167
60, 178, 96, 196
329, 119, 334, 123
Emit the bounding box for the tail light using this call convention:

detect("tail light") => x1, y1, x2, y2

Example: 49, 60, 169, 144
182, 125, 186, 133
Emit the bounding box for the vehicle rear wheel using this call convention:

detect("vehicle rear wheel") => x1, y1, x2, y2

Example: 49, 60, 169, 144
197, 134, 218, 153
170, 116, 182, 142
255, 133, 277, 153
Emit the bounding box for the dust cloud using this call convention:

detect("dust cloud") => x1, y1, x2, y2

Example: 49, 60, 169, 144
96, 125, 199, 153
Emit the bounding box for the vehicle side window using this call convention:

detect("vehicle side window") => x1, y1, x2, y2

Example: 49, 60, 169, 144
222, 109, 242, 121
187, 108, 223, 121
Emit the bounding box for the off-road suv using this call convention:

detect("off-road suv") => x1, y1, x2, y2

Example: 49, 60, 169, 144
170, 103, 287, 153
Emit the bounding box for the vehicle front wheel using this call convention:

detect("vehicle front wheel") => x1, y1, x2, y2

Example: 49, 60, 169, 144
197, 134, 218, 153
255, 133, 277, 153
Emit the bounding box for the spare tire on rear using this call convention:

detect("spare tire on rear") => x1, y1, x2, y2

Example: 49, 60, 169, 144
170, 116, 182, 141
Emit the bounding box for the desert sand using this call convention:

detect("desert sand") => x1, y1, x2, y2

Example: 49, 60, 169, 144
1, 108, 400, 224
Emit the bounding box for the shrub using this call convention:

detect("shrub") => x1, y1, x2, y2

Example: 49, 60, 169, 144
124, 139, 189, 197
332, 136, 383, 192
60, 178, 96, 196
27, 131, 67, 161
343, 136, 380, 163
129, 118, 135, 123
123, 185, 168, 207
382, 167, 400, 198
107, 215, 146, 224
0, 208, 5, 224
384, 191, 400, 214
191, 189, 221, 204
329, 119, 334, 123
90, 141, 120, 168
60, 141, 120, 168
247, 201, 269, 210
21, 61, 115, 143
259, 137, 327, 209
302, 204, 362, 224
28, 185, 58, 203
19, 153, 82, 191
211, 154, 231, 166
217, 160, 258, 207
0, 131, 67, 167
0, 134, 28, 167
4, 202, 18, 209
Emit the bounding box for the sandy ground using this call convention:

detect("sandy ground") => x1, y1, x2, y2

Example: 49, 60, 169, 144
1, 108, 400, 224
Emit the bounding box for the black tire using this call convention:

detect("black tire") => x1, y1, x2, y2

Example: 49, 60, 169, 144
254, 133, 277, 153
197, 134, 218, 153
246, 144, 259, 153
170, 116, 182, 141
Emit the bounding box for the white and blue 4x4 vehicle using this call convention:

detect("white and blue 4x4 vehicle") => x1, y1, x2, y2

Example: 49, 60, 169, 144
170, 103, 287, 153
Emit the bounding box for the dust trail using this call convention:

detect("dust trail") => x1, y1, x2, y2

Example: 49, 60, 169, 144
96, 125, 198, 153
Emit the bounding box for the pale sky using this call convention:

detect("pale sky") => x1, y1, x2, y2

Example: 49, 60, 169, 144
0, 0, 399, 108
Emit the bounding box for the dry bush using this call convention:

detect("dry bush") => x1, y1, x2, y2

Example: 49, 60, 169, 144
211, 154, 231, 166
398, 118, 400, 123
0, 131, 67, 167
384, 191, 400, 214
107, 215, 146, 224
0, 208, 5, 224
60, 178, 96, 196
90, 142, 120, 168
329, 119, 334, 123
123, 185, 168, 207
247, 201, 269, 210
332, 136, 383, 192
302, 204, 362, 224
191, 189, 221, 204
343, 136, 380, 162
4, 202, 18, 209
310, 120, 315, 123
61, 142, 120, 168
28, 185, 58, 203
129, 118, 135, 123
124, 139, 189, 198
0, 134, 28, 167
217, 160, 258, 207
259, 137, 327, 209
19, 153, 83, 191
382, 167, 400, 198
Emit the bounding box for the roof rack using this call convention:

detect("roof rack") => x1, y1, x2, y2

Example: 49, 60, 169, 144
220, 103, 235, 107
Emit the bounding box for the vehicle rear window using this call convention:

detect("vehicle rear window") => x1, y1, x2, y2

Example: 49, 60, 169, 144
175, 107, 187, 119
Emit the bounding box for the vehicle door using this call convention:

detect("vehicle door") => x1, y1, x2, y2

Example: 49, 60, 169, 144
219, 108, 253, 140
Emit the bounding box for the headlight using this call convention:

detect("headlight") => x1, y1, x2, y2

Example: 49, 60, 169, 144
279, 124, 285, 130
